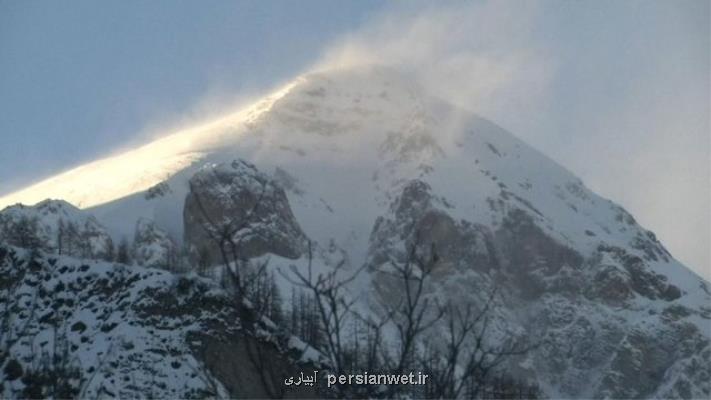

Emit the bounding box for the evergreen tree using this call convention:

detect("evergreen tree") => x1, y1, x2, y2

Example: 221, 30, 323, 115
56, 218, 65, 255
116, 237, 131, 264
64, 221, 78, 256
104, 238, 115, 262
77, 229, 92, 259
197, 246, 211, 274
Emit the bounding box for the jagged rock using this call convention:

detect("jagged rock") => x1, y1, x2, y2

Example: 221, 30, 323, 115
189, 332, 317, 399
597, 244, 682, 301
595, 326, 701, 399
144, 181, 172, 200
585, 264, 635, 306
496, 209, 584, 275
368, 179, 496, 274
132, 217, 177, 269
184, 160, 308, 267
367, 178, 709, 399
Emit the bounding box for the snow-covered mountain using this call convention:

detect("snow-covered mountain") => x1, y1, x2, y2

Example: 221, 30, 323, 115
0, 65, 708, 398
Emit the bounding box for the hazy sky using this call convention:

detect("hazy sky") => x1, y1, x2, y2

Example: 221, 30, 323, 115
0, 0, 708, 278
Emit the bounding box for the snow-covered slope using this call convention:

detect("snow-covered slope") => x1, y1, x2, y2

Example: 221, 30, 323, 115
0, 245, 320, 398
0, 65, 708, 398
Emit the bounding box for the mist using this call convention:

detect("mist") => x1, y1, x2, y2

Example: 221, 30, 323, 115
310, 0, 710, 279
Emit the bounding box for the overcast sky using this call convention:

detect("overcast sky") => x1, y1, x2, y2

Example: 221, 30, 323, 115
0, 0, 708, 279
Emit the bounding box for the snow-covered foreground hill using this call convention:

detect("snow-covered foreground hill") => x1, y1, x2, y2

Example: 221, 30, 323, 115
0, 65, 709, 398
0, 245, 323, 398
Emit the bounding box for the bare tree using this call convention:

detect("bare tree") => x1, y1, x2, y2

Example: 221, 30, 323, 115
288, 288, 325, 350
188, 178, 299, 398
244, 266, 284, 325
187, 175, 539, 399
365, 234, 538, 399
362, 238, 444, 398
4, 215, 45, 251
280, 242, 363, 385
419, 289, 537, 399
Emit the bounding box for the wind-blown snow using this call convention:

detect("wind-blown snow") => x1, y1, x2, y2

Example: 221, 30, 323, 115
0, 80, 300, 209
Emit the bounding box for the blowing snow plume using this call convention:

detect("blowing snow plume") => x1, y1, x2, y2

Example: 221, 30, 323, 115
312, 0, 710, 278
313, 1, 553, 121
0, 80, 301, 209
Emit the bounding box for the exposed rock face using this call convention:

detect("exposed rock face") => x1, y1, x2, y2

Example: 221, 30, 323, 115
595, 325, 708, 399
132, 217, 177, 269
496, 209, 583, 273
0, 199, 113, 260
367, 179, 710, 399
598, 244, 681, 301
184, 160, 308, 267
368, 179, 496, 275
189, 332, 317, 399
0, 245, 316, 399
368, 179, 584, 281
494, 209, 584, 299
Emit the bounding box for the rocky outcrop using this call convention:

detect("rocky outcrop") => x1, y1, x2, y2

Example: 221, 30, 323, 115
189, 332, 317, 399
132, 218, 177, 269
0, 199, 113, 260
366, 179, 710, 399
595, 323, 709, 399
184, 160, 308, 268
368, 179, 496, 274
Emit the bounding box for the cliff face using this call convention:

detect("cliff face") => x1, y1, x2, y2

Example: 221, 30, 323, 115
183, 159, 309, 267
367, 177, 708, 398
132, 217, 178, 269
